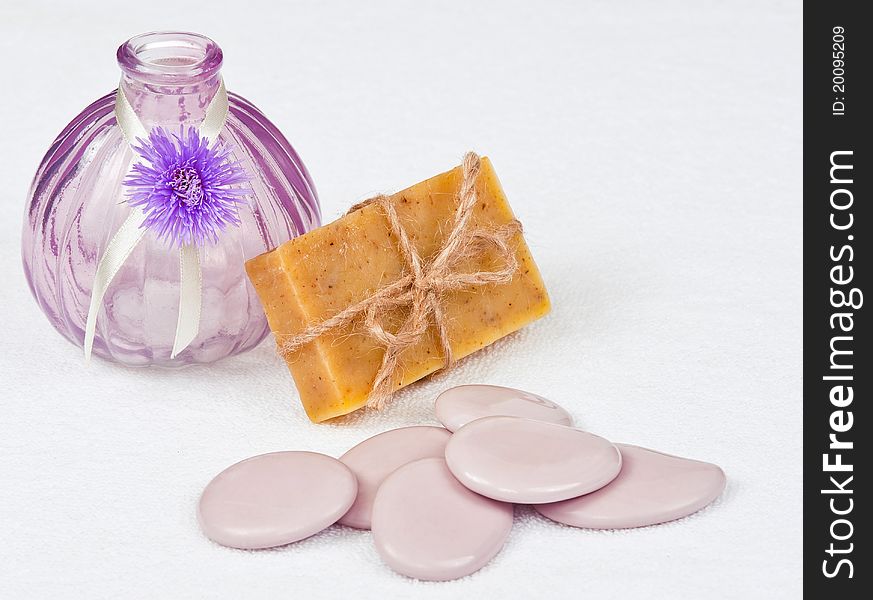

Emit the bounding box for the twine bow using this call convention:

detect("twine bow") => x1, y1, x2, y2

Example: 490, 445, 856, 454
279, 152, 522, 409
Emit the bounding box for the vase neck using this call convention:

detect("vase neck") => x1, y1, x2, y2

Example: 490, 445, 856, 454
117, 32, 224, 131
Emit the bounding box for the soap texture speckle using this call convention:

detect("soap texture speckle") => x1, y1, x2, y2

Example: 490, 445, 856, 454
245, 157, 551, 422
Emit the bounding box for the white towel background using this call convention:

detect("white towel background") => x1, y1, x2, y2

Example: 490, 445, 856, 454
0, 1, 801, 598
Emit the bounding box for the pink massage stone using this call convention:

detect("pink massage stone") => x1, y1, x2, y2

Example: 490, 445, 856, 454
198, 451, 357, 549
535, 444, 726, 529
371, 457, 514, 581
338, 426, 452, 529
434, 384, 572, 432
445, 416, 622, 504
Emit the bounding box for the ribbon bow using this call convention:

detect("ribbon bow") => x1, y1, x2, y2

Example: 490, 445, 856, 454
83, 79, 229, 361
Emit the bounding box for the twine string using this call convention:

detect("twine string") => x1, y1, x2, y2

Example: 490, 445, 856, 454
279, 152, 522, 409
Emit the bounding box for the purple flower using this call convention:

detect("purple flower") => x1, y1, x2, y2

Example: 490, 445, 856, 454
124, 126, 250, 247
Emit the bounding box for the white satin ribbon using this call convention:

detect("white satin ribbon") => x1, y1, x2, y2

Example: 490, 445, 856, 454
84, 78, 229, 361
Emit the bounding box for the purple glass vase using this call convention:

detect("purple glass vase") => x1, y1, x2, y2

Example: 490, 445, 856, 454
21, 32, 321, 366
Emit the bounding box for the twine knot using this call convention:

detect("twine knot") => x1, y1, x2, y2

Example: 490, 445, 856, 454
279, 152, 522, 409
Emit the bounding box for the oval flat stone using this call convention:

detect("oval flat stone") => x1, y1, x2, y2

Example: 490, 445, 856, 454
535, 444, 726, 529
372, 457, 514, 581
338, 426, 452, 529
198, 451, 357, 549
445, 416, 621, 503
435, 384, 572, 432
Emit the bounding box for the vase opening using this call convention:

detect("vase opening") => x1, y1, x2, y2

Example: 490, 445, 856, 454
117, 31, 223, 85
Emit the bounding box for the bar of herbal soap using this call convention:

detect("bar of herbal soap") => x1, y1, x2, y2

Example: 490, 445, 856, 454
246, 157, 550, 422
